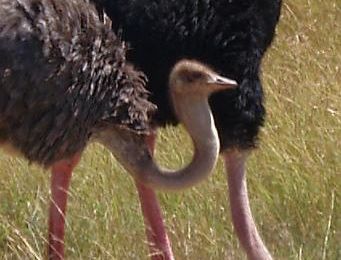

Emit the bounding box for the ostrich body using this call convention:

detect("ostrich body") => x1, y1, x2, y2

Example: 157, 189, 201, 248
0, 0, 237, 258
0, 0, 154, 166
0, 0, 153, 258
94, 0, 283, 259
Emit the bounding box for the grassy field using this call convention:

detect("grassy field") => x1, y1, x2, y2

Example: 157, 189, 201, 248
0, 0, 340, 259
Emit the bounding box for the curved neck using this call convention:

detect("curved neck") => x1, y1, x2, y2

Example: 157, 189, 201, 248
144, 95, 220, 190
96, 94, 220, 191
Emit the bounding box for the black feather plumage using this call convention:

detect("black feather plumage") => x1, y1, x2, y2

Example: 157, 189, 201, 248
0, 0, 155, 166
94, 0, 282, 150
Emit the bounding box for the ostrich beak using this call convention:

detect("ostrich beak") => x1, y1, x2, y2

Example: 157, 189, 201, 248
207, 74, 238, 90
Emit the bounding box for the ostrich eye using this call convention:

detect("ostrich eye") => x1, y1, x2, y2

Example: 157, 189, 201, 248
180, 70, 206, 83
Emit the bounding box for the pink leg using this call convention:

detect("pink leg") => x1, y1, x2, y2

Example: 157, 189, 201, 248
48, 153, 81, 260
135, 132, 174, 260
224, 150, 272, 260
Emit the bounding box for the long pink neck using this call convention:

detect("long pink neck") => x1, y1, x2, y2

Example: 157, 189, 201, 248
96, 95, 220, 191
224, 150, 272, 260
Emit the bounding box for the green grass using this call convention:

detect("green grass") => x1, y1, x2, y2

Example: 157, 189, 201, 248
0, 0, 340, 259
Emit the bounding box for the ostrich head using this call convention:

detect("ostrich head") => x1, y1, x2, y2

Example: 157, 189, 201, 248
98, 59, 237, 190
169, 60, 237, 96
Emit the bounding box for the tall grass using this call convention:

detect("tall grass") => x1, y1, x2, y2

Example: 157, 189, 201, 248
0, 0, 340, 259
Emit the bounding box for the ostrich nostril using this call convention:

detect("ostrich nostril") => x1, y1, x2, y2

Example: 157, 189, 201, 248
208, 75, 238, 87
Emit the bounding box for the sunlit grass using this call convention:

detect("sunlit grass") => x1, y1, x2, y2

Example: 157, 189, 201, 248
0, 0, 340, 259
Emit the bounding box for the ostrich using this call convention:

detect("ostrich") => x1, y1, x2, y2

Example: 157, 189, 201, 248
0, 0, 237, 258
93, 0, 283, 259
0, 0, 153, 257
